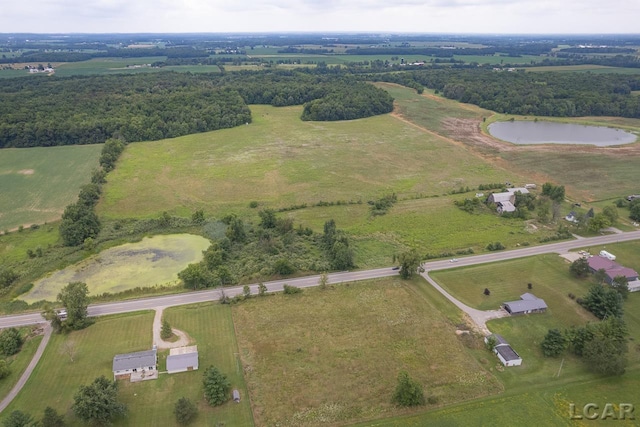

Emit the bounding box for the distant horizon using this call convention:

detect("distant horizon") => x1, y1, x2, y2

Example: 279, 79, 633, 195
2, 0, 638, 35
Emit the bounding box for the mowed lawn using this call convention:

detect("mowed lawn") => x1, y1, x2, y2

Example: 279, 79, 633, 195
99, 101, 510, 220
232, 277, 503, 427
0, 328, 43, 402
0, 144, 102, 230
2, 306, 253, 426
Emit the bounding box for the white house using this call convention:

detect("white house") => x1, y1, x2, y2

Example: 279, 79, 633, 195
113, 347, 158, 382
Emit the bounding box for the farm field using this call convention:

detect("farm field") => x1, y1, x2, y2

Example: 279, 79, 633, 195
21, 234, 211, 303
0, 145, 102, 231
232, 277, 502, 426
1, 306, 253, 426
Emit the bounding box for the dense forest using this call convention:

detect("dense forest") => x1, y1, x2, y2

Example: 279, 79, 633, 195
372, 69, 640, 118
0, 71, 395, 148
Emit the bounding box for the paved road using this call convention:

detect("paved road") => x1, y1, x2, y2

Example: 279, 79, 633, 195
1, 230, 639, 330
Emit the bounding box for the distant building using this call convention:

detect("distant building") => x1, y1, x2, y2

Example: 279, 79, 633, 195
484, 334, 522, 367
488, 188, 530, 214
503, 293, 548, 315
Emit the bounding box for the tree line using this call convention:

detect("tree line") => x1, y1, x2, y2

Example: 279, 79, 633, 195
0, 70, 395, 148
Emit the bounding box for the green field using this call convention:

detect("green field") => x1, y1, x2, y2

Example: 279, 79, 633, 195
526, 65, 640, 74
232, 277, 502, 426
0, 328, 42, 402
22, 234, 210, 303
2, 306, 253, 426
0, 145, 102, 230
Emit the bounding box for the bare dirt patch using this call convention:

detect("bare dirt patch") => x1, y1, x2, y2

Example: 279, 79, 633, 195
17, 169, 35, 175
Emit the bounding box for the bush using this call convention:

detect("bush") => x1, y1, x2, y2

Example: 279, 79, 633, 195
486, 242, 505, 251
392, 371, 425, 407
273, 258, 295, 275
0, 360, 10, 380
0, 328, 23, 356
283, 284, 302, 295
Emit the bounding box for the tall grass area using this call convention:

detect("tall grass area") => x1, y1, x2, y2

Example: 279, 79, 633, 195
1, 306, 253, 426
232, 277, 502, 426
0, 145, 102, 230
99, 101, 509, 220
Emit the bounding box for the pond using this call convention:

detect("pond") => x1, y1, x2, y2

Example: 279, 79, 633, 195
488, 120, 638, 146
21, 234, 211, 303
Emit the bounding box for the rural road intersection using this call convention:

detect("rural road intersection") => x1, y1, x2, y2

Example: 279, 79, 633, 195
1, 229, 639, 330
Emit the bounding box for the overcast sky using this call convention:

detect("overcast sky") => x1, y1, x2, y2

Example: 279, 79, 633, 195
2, 0, 639, 34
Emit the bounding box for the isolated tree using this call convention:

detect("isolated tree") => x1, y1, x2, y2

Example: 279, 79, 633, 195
318, 273, 329, 290
60, 340, 77, 363
258, 282, 267, 296
582, 319, 628, 376
395, 249, 424, 279
202, 366, 230, 406
161, 320, 173, 340
588, 213, 610, 233
541, 329, 567, 357
569, 257, 590, 278
174, 397, 197, 425
72, 375, 126, 425
0, 328, 23, 356
41, 407, 65, 427
0, 360, 10, 380
242, 285, 251, 299
392, 371, 425, 407
41, 305, 63, 333
484, 335, 497, 351
602, 205, 619, 224
57, 282, 92, 330
2, 410, 34, 427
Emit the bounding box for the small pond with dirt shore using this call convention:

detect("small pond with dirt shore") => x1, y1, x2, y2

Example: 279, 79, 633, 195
488, 120, 638, 146
21, 234, 210, 303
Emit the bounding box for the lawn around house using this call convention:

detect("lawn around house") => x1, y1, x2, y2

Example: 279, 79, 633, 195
232, 277, 503, 427
0, 327, 43, 402
1, 305, 253, 426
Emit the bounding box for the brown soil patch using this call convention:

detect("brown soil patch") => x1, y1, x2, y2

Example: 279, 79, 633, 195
17, 169, 35, 175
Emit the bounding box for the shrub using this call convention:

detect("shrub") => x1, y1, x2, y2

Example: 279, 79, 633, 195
392, 371, 425, 407
0, 328, 23, 356
174, 397, 197, 425
283, 284, 302, 295
486, 242, 505, 251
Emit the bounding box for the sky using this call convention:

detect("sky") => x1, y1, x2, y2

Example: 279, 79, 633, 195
2, 0, 640, 34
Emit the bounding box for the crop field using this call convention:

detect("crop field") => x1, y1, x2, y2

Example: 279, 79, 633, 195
232, 277, 502, 426
2, 306, 253, 426
22, 234, 210, 303
0, 145, 102, 231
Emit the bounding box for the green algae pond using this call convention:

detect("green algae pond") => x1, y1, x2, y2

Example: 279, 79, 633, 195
21, 234, 210, 303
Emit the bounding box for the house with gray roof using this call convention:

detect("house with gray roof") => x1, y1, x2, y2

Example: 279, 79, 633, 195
113, 347, 157, 382
488, 188, 529, 214
484, 333, 522, 367
166, 345, 199, 374
503, 293, 547, 315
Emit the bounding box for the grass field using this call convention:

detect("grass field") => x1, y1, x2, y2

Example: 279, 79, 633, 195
232, 277, 502, 426
2, 306, 253, 426
0, 145, 102, 231
100, 101, 511, 219
0, 223, 60, 264
22, 234, 210, 303
0, 327, 42, 402
526, 65, 640, 74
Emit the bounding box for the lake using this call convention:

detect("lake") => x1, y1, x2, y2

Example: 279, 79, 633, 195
488, 120, 638, 146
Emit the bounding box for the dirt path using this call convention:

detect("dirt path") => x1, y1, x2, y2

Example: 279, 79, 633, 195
0, 324, 52, 413
152, 307, 191, 350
